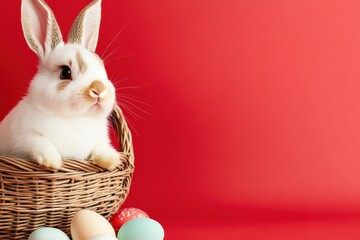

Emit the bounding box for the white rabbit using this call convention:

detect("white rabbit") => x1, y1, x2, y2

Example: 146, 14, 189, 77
0, 0, 121, 170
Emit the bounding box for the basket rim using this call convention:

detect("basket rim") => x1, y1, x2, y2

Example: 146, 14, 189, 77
0, 155, 133, 174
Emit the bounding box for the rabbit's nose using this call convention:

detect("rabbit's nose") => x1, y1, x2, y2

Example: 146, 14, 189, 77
89, 88, 99, 97
89, 80, 108, 98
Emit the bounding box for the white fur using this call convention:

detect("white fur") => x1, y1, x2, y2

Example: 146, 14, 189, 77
0, 0, 120, 170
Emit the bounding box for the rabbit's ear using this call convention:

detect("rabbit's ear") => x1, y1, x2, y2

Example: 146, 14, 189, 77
68, 0, 101, 52
21, 0, 63, 58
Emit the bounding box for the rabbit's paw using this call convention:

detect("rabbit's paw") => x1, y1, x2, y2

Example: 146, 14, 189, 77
90, 149, 121, 171
31, 149, 63, 170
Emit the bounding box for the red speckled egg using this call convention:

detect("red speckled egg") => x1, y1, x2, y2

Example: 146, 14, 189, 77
109, 208, 149, 233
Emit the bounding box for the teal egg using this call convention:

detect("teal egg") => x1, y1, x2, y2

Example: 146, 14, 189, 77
28, 227, 70, 240
117, 218, 164, 240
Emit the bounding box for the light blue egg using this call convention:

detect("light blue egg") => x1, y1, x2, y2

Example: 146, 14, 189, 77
117, 218, 164, 240
28, 227, 70, 240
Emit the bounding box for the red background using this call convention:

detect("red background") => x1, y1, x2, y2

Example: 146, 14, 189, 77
2, 0, 360, 239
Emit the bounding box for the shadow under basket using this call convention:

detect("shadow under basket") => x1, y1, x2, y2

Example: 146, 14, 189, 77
0, 105, 134, 239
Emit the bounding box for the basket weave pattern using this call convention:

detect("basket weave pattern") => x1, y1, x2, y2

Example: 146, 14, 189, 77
0, 105, 134, 239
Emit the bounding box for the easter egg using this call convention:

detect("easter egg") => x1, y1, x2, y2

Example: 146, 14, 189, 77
71, 209, 116, 240
89, 234, 118, 240
28, 227, 70, 240
109, 208, 149, 232
117, 218, 164, 240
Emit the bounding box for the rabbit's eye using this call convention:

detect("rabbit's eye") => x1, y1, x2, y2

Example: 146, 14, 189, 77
60, 66, 72, 80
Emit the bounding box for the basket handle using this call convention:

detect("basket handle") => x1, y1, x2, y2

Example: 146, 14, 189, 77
110, 104, 134, 167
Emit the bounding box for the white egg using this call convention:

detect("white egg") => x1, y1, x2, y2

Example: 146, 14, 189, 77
71, 209, 116, 240
28, 227, 70, 240
90, 234, 118, 240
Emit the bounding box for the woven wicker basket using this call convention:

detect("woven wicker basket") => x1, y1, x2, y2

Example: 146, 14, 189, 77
0, 105, 134, 239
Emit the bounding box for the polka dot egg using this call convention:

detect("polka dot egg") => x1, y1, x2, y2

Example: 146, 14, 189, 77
109, 208, 149, 232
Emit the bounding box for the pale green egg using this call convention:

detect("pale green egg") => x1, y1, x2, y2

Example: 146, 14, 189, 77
117, 218, 164, 240
28, 227, 70, 240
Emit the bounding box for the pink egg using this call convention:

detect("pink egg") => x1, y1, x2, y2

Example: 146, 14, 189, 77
109, 208, 149, 232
